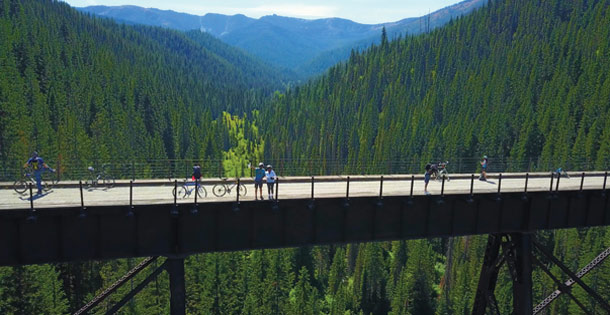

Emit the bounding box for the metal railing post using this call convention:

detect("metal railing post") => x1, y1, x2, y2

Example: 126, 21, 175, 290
311, 176, 315, 200
79, 180, 86, 218
127, 180, 135, 217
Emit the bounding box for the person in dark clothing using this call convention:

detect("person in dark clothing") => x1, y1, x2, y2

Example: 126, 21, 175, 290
253, 162, 265, 200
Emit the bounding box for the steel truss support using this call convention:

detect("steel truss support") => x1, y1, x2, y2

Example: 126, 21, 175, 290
533, 246, 610, 314
472, 233, 533, 315
167, 257, 186, 315
532, 241, 610, 313
105, 261, 167, 315
74, 256, 159, 315
74, 256, 187, 315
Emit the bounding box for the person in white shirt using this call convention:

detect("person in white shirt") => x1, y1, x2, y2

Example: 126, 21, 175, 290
265, 165, 277, 200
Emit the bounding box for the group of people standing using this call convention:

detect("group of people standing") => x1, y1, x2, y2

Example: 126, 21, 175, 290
253, 162, 276, 200
190, 162, 277, 200
25, 151, 491, 198
423, 155, 489, 195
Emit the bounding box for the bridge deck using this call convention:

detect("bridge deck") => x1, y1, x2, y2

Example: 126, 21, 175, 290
0, 172, 608, 266
0, 172, 606, 210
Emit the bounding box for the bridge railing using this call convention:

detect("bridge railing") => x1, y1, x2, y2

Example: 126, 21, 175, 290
0, 157, 605, 182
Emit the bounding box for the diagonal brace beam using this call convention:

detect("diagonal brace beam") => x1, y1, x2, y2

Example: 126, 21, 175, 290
533, 246, 610, 314
532, 256, 591, 315
74, 256, 158, 315
533, 240, 610, 312
105, 261, 167, 315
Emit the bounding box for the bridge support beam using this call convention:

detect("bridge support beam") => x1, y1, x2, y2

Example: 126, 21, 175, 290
472, 233, 532, 315
167, 257, 186, 315
512, 233, 533, 315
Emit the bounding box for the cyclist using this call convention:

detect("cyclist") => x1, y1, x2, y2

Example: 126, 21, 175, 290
265, 164, 277, 200
192, 164, 202, 187
23, 151, 54, 195
253, 162, 265, 200
555, 167, 569, 179
479, 155, 488, 181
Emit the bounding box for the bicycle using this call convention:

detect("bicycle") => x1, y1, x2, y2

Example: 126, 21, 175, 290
85, 165, 115, 189
431, 161, 450, 182
172, 180, 207, 199
13, 168, 51, 194
212, 178, 247, 197
554, 168, 570, 179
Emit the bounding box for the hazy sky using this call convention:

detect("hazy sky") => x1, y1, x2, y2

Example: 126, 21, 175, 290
61, 0, 465, 24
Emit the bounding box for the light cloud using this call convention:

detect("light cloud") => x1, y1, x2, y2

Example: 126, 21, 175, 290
244, 4, 338, 19
62, 0, 465, 24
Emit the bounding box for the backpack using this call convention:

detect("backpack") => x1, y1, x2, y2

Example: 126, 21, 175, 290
192, 166, 201, 179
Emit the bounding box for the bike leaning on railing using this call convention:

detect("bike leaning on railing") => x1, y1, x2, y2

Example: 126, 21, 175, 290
172, 180, 207, 199
430, 161, 450, 182
13, 167, 53, 194
85, 165, 115, 189
212, 178, 246, 197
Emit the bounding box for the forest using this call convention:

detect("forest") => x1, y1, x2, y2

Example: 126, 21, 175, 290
1, 0, 609, 314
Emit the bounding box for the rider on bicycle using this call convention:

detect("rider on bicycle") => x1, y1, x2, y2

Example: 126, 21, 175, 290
24, 151, 54, 195
192, 164, 202, 185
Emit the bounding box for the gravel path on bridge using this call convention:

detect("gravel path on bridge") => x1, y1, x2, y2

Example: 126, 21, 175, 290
0, 174, 606, 210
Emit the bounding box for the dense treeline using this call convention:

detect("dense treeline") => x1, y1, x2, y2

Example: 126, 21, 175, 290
1, 0, 610, 314
1, 228, 608, 314
0, 0, 278, 178
261, 0, 610, 175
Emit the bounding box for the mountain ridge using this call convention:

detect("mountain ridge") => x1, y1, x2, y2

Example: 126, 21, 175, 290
78, 0, 487, 77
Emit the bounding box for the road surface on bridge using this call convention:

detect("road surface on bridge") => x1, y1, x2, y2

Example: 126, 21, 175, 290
0, 172, 606, 210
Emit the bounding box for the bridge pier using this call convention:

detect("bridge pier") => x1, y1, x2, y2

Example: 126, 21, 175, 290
512, 233, 533, 315
472, 233, 533, 315
167, 257, 186, 315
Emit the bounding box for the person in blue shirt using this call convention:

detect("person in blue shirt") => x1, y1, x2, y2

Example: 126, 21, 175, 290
253, 162, 265, 200
265, 165, 277, 200
479, 155, 488, 181
23, 151, 54, 195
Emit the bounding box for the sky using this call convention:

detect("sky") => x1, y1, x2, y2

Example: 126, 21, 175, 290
61, 0, 465, 24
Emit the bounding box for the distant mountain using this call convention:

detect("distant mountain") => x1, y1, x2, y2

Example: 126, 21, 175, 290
298, 0, 488, 77
78, 0, 486, 78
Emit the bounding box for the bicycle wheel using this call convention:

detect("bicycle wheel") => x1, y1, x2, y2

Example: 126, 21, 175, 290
238, 184, 247, 197
13, 179, 28, 194
196, 185, 207, 199
42, 174, 55, 190
103, 174, 115, 189
212, 184, 227, 197
41, 180, 50, 192
172, 186, 188, 199
86, 177, 96, 188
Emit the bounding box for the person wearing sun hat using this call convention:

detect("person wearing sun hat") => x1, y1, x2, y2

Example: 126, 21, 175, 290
265, 164, 277, 200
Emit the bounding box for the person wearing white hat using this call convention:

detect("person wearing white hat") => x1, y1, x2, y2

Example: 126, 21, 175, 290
265, 165, 277, 200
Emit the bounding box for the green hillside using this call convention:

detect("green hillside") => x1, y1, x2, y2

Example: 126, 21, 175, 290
0, 0, 609, 314
262, 0, 610, 175
0, 0, 278, 177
